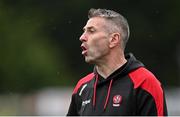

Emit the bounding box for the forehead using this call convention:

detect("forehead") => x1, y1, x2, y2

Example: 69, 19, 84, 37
84, 17, 107, 30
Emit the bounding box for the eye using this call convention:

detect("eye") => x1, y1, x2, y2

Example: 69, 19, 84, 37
83, 27, 96, 34
88, 28, 96, 33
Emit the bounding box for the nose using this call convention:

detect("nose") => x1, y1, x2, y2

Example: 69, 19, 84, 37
79, 33, 87, 42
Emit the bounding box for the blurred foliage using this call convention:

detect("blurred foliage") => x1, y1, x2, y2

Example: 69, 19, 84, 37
0, 0, 179, 93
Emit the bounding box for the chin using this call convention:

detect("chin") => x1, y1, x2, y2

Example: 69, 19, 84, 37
85, 58, 95, 64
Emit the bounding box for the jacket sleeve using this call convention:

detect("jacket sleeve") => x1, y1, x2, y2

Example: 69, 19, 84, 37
67, 73, 94, 116
136, 88, 167, 116
67, 94, 79, 116
129, 67, 168, 116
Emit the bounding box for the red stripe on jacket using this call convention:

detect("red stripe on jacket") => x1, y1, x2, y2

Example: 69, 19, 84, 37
73, 73, 95, 94
129, 67, 164, 116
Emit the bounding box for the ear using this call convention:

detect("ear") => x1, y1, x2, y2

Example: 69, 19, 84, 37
109, 33, 120, 48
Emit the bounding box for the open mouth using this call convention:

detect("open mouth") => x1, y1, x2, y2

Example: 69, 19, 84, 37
81, 45, 87, 55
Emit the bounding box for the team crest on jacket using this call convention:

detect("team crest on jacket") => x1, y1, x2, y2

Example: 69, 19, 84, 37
113, 95, 122, 107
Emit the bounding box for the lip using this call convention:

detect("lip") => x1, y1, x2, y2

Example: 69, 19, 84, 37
81, 44, 88, 56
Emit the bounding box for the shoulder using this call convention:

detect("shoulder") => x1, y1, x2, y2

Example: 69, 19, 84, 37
128, 67, 163, 101
72, 73, 95, 94
128, 67, 165, 116
128, 67, 161, 90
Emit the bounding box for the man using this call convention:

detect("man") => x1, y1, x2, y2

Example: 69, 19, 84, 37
67, 8, 167, 116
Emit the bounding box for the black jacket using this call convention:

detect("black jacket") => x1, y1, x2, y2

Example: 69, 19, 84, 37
67, 53, 168, 116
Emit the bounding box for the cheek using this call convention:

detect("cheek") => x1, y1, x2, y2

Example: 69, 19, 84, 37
91, 39, 109, 54
91, 34, 109, 46
88, 33, 110, 53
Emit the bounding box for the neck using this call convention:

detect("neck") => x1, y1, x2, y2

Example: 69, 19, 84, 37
95, 52, 127, 79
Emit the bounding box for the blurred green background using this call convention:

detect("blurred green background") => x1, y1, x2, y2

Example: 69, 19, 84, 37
0, 0, 180, 100
0, 0, 179, 93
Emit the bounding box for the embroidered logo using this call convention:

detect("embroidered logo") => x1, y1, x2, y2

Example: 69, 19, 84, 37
82, 99, 91, 106
113, 95, 122, 107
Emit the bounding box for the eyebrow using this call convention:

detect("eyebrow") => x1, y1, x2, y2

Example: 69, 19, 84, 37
83, 26, 95, 31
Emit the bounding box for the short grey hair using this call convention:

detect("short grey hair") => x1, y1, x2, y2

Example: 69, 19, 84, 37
88, 8, 130, 50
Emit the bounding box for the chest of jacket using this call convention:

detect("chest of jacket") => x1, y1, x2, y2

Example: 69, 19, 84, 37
76, 76, 137, 116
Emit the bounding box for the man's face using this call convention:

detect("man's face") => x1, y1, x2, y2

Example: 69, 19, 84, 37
79, 17, 111, 64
